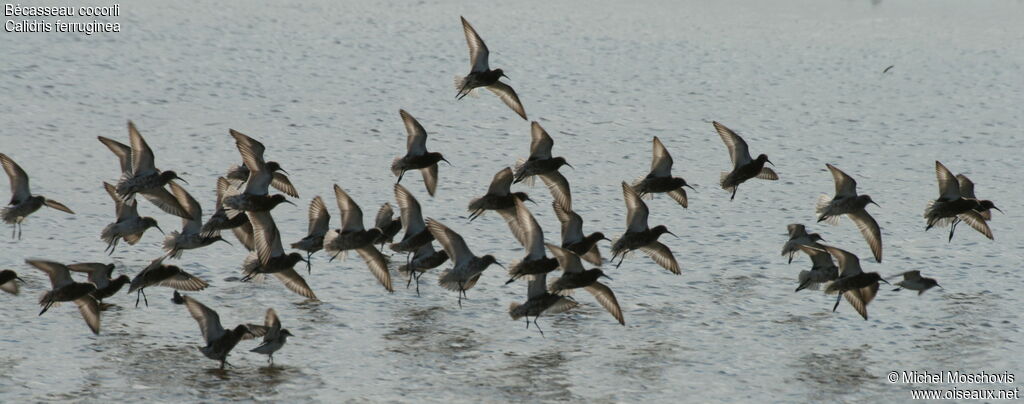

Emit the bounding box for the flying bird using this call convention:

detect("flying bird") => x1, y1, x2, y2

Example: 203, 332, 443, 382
924, 162, 999, 241
455, 16, 527, 120
821, 245, 887, 320
1, 153, 74, 239
632, 136, 693, 208
890, 271, 940, 295
322, 185, 393, 292
508, 272, 577, 336
172, 291, 267, 370
242, 211, 317, 300
391, 110, 450, 197
250, 308, 294, 367
781, 224, 824, 264
290, 196, 330, 273
101, 182, 162, 254
552, 200, 607, 266
546, 244, 623, 325
610, 182, 680, 274
27, 259, 100, 334
163, 181, 229, 259
109, 121, 189, 218
816, 164, 882, 263
713, 121, 777, 201
428, 218, 502, 307
513, 122, 573, 210
128, 256, 209, 307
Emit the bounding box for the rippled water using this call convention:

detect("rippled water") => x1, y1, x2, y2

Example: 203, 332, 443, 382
1, 0, 1022, 402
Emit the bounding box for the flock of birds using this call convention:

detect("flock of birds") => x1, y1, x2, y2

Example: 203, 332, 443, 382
0, 17, 1004, 370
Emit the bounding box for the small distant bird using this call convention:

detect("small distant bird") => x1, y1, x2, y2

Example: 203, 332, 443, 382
322, 185, 392, 292
781, 224, 824, 264
163, 181, 229, 259
100, 182, 162, 254
427, 218, 502, 307
27, 259, 100, 334
632, 136, 693, 208
952, 173, 1000, 237
504, 199, 559, 285
250, 308, 294, 366
202, 177, 254, 250
1, 153, 74, 239
713, 121, 777, 200
508, 272, 577, 336
224, 138, 298, 199
388, 184, 435, 263
110, 122, 190, 218
172, 291, 267, 370
821, 245, 887, 320
241, 211, 317, 300
455, 16, 527, 120
552, 200, 607, 266
890, 270, 940, 295
0, 269, 24, 295
793, 244, 839, 292
467, 167, 533, 224
513, 122, 573, 210
290, 196, 330, 273
373, 202, 402, 247
128, 256, 209, 307
816, 164, 882, 263
222, 130, 296, 213
68, 262, 130, 303
397, 243, 449, 295
391, 110, 450, 197
924, 161, 999, 241
610, 182, 680, 274
546, 244, 624, 325
882, 65, 895, 74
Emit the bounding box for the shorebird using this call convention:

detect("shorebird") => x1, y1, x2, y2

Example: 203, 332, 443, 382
781, 224, 824, 264
397, 243, 449, 295
68, 262, 130, 304
513, 122, 573, 210
0, 269, 23, 295
162, 182, 229, 259
816, 164, 882, 263
455, 16, 527, 120
109, 121, 190, 218
820, 245, 887, 320
508, 272, 577, 336
890, 271, 940, 295
373, 202, 402, 248
546, 244, 624, 325
128, 256, 209, 307
241, 211, 317, 300
222, 130, 296, 214
322, 185, 392, 292
610, 182, 680, 274
427, 218, 502, 307
100, 182, 162, 254
713, 121, 777, 200
924, 161, 999, 241
951, 173, 1000, 236
172, 291, 267, 370
202, 177, 254, 250
632, 136, 693, 208
388, 185, 435, 262
793, 244, 839, 292
467, 167, 533, 227
504, 199, 559, 285
250, 308, 294, 366
225, 152, 298, 198
27, 259, 100, 334
391, 110, 450, 197
1, 153, 74, 239
290, 196, 330, 273
552, 200, 607, 266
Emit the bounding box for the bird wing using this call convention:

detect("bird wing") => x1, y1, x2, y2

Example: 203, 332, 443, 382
272, 269, 318, 300
955, 174, 977, 199
43, 199, 75, 214
394, 184, 425, 236
140, 186, 190, 219
426, 219, 473, 267
713, 121, 752, 168
787, 224, 807, 238
486, 167, 514, 197
249, 211, 284, 265
849, 210, 882, 263
97, 136, 134, 175
356, 246, 393, 293
586, 281, 624, 325
513, 199, 545, 259
650, 136, 673, 177
640, 242, 681, 274
461, 16, 490, 73
375, 203, 395, 231
230, 129, 271, 196
487, 82, 527, 120
666, 188, 689, 209
127, 121, 157, 176
421, 164, 439, 197
843, 282, 879, 320
168, 181, 202, 235
553, 200, 583, 245
270, 172, 299, 198
957, 210, 993, 240
183, 295, 225, 344
823, 245, 863, 277
232, 220, 256, 252
538, 171, 572, 213
157, 270, 209, 291
67, 263, 112, 287
826, 164, 858, 197
104, 182, 136, 219
400, 110, 428, 156
265, 308, 281, 334
75, 296, 101, 335
0, 153, 31, 202
306, 196, 330, 236
26, 259, 73, 288
934, 161, 960, 200
545, 243, 584, 273
621, 182, 649, 233
526, 273, 548, 299
333, 185, 365, 232
529, 122, 554, 160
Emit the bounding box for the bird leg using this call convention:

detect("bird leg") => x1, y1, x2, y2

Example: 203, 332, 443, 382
142, 289, 149, 307
730, 187, 737, 201
533, 317, 545, 337
39, 299, 54, 316
414, 273, 422, 297
832, 292, 842, 312
457, 282, 464, 308
306, 252, 313, 274
948, 219, 959, 242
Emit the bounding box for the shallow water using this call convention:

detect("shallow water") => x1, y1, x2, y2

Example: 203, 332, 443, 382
1, 0, 1022, 402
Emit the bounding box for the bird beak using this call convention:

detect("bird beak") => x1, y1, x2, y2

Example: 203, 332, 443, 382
565, 163, 574, 170
218, 239, 233, 246
936, 283, 943, 289
766, 159, 775, 167
154, 225, 165, 235
602, 236, 612, 242
496, 262, 506, 270
284, 200, 297, 207
871, 201, 880, 207
600, 273, 613, 280
667, 231, 678, 239
684, 184, 696, 190
442, 157, 453, 166
526, 198, 537, 205
177, 177, 190, 185
501, 72, 510, 80
993, 207, 1004, 214
879, 279, 891, 285
278, 168, 290, 175
15, 276, 25, 284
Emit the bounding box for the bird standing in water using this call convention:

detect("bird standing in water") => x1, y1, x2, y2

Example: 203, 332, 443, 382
250, 308, 294, 367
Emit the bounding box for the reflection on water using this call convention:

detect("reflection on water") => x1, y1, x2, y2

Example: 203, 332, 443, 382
794, 344, 876, 401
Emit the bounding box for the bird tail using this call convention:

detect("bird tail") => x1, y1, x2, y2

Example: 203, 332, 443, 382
437, 269, 463, 292
162, 231, 183, 259
719, 172, 734, 192
100, 223, 118, 244
508, 302, 526, 320
390, 157, 404, 177
513, 158, 535, 186
816, 195, 840, 225
795, 270, 820, 291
